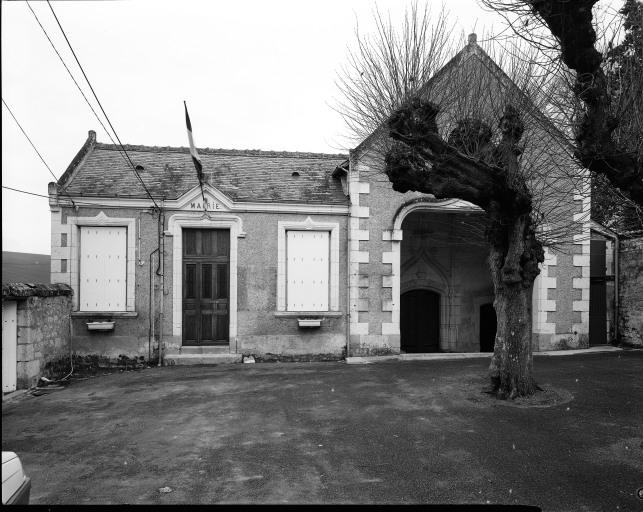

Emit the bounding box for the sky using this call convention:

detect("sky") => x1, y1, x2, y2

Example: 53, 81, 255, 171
2, 0, 506, 255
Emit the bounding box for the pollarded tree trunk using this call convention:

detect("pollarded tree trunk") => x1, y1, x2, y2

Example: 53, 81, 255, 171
385, 100, 544, 398
487, 218, 538, 398
490, 277, 536, 397
484, 211, 542, 398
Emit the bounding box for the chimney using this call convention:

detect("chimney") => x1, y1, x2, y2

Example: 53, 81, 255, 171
468, 33, 477, 45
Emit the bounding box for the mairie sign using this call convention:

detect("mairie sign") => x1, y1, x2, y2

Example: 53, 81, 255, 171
187, 196, 225, 211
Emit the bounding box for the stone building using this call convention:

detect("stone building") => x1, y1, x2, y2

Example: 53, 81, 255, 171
48, 37, 610, 364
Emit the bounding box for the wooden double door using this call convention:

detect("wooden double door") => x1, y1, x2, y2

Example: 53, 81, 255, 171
182, 229, 229, 345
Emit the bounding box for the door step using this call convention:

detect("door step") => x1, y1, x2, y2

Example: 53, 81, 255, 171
164, 353, 242, 365
164, 345, 240, 365
177, 346, 231, 355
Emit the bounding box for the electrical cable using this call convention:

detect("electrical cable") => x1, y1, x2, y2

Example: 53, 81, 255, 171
2, 97, 78, 208
24, 1, 129, 171
45, 0, 159, 209
2, 185, 50, 199
3, 99, 59, 182
2, 185, 160, 209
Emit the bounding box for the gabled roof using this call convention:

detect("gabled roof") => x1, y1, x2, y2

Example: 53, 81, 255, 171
352, 34, 571, 157
58, 132, 349, 205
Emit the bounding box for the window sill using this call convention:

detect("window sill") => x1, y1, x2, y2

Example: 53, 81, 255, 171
72, 311, 138, 318
273, 311, 343, 318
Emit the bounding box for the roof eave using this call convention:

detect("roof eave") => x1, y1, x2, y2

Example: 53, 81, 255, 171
57, 130, 97, 189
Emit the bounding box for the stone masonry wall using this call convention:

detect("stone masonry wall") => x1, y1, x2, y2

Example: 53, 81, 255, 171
348, 44, 587, 355
52, 204, 349, 359
618, 237, 642, 347
6, 290, 73, 389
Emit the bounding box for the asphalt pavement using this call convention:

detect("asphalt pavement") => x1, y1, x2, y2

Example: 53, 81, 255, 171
2, 350, 641, 509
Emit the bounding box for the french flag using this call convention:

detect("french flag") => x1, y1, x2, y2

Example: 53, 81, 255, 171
184, 101, 204, 183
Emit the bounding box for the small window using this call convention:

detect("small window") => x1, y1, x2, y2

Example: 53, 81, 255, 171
286, 230, 329, 311
79, 226, 127, 311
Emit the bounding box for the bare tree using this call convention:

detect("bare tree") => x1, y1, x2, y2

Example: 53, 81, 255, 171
336, 5, 588, 398
481, 0, 643, 208
335, 3, 456, 150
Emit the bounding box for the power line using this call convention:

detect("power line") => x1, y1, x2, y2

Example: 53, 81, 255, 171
2, 97, 77, 208
2, 185, 50, 199
2, 99, 59, 182
2, 185, 159, 209
46, 0, 159, 209
26, 0, 151, 206
24, 1, 127, 167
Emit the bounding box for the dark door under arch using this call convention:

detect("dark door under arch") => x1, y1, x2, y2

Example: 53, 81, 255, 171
589, 239, 607, 345
400, 289, 440, 353
480, 302, 497, 352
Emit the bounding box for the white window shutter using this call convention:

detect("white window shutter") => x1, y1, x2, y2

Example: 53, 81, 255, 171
80, 226, 127, 311
287, 230, 329, 311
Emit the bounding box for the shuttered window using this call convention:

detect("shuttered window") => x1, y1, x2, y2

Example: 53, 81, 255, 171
287, 230, 329, 311
79, 226, 127, 311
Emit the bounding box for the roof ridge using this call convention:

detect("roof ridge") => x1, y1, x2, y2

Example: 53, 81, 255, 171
94, 142, 347, 160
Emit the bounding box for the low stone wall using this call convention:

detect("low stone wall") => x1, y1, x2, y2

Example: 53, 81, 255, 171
2, 283, 73, 389
618, 237, 642, 348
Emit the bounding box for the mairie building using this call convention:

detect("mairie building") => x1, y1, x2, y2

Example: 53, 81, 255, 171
49, 37, 607, 364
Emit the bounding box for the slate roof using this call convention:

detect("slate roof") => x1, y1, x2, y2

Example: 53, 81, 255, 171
59, 133, 349, 205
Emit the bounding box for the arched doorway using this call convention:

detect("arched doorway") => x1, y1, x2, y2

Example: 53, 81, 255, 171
479, 302, 496, 352
400, 289, 440, 353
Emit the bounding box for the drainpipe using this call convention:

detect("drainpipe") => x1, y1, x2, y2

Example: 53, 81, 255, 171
344, 161, 352, 361
345, 217, 351, 360
614, 235, 620, 344
149, 247, 159, 363
157, 209, 166, 367
138, 217, 143, 266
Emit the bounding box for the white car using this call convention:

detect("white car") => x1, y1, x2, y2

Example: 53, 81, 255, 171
1, 452, 31, 505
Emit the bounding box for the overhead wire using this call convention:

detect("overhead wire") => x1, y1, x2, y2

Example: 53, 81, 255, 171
45, 0, 159, 209
2, 97, 78, 208
24, 1, 127, 168
2, 185, 159, 209
2, 185, 50, 199
25, 0, 148, 213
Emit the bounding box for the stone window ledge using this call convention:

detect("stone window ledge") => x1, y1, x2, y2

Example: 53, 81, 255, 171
72, 311, 138, 318
273, 311, 343, 318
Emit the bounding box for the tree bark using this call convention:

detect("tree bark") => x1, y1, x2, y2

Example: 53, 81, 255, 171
528, 0, 643, 206
487, 216, 539, 398
386, 99, 544, 398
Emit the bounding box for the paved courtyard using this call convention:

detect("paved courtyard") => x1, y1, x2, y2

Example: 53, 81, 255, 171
2, 351, 641, 508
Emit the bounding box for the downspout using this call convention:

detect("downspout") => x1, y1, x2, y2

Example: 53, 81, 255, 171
344, 165, 351, 360
614, 235, 620, 344
149, 247, 159, 363
345, 212, 351, 360
158, 208, 166, 367
138, 217, 143, 265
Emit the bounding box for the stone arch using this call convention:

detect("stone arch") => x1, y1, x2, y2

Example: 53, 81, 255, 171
392, 197, 481, 232
387, 197, 489, 352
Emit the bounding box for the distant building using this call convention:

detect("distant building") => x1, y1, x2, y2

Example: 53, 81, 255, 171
48, 37, 616, 363
2, 252, 51, 285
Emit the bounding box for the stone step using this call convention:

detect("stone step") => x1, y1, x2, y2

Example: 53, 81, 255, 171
175, 346, 231, 355
164, 353, 242, 366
